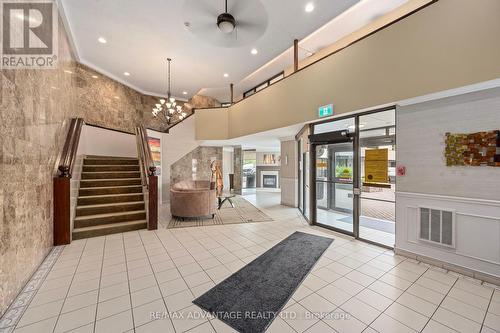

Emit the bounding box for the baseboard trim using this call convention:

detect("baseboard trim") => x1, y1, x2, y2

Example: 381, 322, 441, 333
395, 247, 500, 286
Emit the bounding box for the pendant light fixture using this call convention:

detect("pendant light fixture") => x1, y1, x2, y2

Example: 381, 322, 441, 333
152, 58, 187, 125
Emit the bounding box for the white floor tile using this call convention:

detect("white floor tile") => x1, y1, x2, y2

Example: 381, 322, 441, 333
304, 320, 337, 333
299, 293, 337, 319
340, 297, 380, 325
368, 280, 403, 301
133, 299, 167, 327
164, 289, 195, 312
16, 300, 63, 328
96, 294, 131, 320
316, 284, 351, 307
54, 304, 97, 333
135, 317, 175, 333
355, 289, 393, 312
282, 303, 319, 332
62, 290, 98, 314
95, 309, 133, 333
171, 305, 209, 333
441, 296, 486, 323
370, 313, 416, 333
13, 317, 57, 333
396, 292, 437, 317
432, 307, 481, 333
384, 302, 429, 331
485, 312, 500, 331
322, 308, 367, 333
422, 320, 457, 333
131, 286, 162, 308
159, 278, 189, 297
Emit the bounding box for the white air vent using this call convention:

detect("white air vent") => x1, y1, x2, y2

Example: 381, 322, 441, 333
419, 207, 455, 248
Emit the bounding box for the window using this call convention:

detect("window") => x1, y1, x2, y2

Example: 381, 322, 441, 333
243, 72, 284, 99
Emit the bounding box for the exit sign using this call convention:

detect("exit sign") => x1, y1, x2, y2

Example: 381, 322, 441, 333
318, 104, 333, 118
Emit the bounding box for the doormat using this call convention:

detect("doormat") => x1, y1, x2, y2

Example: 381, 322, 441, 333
193, 231, 333, 333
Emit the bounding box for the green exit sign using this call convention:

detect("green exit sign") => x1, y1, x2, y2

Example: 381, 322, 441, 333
318, 104, 333, 118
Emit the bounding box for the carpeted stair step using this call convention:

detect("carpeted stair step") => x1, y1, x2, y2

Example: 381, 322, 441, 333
79, 178, 142, 188
76, 201, 145, 217
79, 185, 143, 196
74, 210, 146, 228
81, 171, 141, 179
72, 220, 147, 240
78, 193, 144, 205
84, 157, 139, 166
83, 165, 140, 172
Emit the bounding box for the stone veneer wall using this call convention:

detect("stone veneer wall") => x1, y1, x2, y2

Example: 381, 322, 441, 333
233, 147, 243, 194
170, 147, 223, 185
0, 12, 217, 315
0, 16, 77, 316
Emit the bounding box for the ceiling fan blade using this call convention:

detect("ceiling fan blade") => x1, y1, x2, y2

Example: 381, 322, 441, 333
236, 20, 262, 30
228, 0, 255, 17
187, 22, 217, 34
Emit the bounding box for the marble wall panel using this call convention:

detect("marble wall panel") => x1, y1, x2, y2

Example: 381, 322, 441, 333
170, 147, 223, 186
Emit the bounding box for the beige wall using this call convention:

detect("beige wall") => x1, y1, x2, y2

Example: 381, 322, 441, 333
195, 0, 500, 140
195, 108, 229, 140
280, 140, 298, 207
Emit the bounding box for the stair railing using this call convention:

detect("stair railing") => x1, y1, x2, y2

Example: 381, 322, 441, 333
54, 118, 84, 245
135, 125, 158, 230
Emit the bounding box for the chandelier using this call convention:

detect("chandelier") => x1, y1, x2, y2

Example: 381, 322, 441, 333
152, 58, 187, 125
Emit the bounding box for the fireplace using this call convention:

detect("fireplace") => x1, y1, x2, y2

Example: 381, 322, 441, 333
263, 175, 277, 188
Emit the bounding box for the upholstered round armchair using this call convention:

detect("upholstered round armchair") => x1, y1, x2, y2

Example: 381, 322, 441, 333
170, 181, 217, 219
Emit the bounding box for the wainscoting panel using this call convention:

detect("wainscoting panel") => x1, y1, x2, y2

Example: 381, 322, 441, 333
396, 192, 500, 277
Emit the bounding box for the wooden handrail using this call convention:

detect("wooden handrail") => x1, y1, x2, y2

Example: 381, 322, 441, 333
135, 125, 156, 187
135, 125, 158, 230
58, 118, 84, 177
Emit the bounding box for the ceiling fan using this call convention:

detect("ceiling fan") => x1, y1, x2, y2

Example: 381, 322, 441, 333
217, 0, 236, 34
182, 0, 268, 47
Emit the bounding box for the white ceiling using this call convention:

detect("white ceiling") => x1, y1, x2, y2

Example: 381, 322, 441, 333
59, 0, 361, 100
202, 123, 305, 151
203, 0, 409, 101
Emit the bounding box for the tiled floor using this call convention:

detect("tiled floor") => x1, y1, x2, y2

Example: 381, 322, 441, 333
3, 192, 500, 333
316, 209, 395, 248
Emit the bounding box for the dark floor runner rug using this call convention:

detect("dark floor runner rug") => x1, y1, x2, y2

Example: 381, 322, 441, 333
193, 231, 333, 333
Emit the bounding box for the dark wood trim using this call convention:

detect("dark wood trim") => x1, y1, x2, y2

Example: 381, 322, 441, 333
230, 83, 234, 104
84, 122, 135, 136
165, 110, 196, 132
242, 71, 285, 100
148, 175, 158, 230
294, 39, 299, 72
217, 0, 439, 108
53, 177, 71, 245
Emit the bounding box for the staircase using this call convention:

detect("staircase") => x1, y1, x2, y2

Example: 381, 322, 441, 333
72, 155, 147, 240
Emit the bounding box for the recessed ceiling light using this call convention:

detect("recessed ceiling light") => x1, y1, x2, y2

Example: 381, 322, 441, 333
251, 48, 258, 55
91, 75, 98, 79
114, 96, 120, 100
123, 72, 130, 76
223, 73, 229, 78
183, 91, 188, 95
98, 37, 107, 44
305, 2, 315, 12
64, 70, 73, 74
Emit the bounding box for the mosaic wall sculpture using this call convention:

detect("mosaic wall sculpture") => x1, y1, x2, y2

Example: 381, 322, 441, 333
445, 130, 500, 166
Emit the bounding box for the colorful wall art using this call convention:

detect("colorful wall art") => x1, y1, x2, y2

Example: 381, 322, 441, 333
445, 130, 500, 167
148, 137, 162, 175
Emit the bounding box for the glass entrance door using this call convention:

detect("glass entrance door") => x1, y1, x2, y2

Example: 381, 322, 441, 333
315, 141, 354, 234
